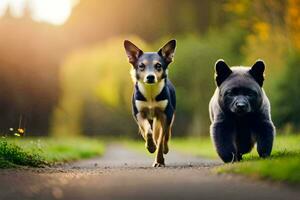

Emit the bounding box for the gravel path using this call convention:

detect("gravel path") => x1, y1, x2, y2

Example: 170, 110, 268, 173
0, 144, 299, 200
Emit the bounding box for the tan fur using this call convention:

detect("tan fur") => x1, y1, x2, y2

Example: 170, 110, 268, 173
124, 40, 176, 167
152, 109, 168, 167
136, 113, 152, 140
136, 105, 173, 167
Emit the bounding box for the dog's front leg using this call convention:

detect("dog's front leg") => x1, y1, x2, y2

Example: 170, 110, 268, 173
136, 113, 156, 153
153, 114, 167, 167
254, 120, 275, 158
211, 121, 238, 163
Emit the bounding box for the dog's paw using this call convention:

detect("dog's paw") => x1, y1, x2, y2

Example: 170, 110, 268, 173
163, 142, 169, 154
258, 153, 270, 159
145, 134, 156, 153
146, 141, 156, 153
152, 162, 165, 167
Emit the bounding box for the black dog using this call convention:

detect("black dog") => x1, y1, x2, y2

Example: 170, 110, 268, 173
124, 40, 176, 167
209, 59, 275, 163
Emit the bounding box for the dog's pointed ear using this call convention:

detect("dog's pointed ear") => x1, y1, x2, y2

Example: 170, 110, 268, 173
215, 59, 232, 87
249, 60, 265, 87
158, 39, 176, 63
124, 40, 143, 64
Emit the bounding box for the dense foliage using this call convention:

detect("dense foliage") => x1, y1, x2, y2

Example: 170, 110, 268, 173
0, 0, 299, 136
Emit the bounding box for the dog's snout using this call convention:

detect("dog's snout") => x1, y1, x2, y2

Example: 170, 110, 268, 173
236, 102, 246, 109
146, 75, 155, 83
233, 99, 250, 115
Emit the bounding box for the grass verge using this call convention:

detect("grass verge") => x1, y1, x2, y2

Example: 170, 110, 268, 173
216, 134, 300, 184
171, 137, 217, 158
0, 137, 105, 168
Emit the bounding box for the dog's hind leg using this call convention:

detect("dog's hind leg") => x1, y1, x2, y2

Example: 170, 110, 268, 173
163, 126, 171, 154
153, 118, 161, 145
163, 114, 175, 154
136, 113, 156, 153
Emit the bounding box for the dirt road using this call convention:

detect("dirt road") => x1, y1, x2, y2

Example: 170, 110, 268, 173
0, 144, 299, 200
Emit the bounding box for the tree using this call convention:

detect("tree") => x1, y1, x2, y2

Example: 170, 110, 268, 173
273, 51, 300, 131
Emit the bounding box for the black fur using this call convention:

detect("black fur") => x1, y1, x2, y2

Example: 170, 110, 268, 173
209, 59, 275, 163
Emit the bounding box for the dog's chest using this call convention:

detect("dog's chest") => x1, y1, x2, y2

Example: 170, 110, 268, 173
136, 100, 168, 118
135, 82, 168, 119
135, 99, 168, 111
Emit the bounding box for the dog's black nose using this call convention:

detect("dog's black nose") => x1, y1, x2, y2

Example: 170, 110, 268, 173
236, 102, 246, 110
146, 75, 155, 83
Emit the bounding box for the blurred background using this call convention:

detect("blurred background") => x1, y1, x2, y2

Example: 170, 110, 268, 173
0, 0, 299, 138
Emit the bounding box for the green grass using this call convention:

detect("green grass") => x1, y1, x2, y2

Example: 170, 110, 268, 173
171, 137, 217, 158
216, 134, 300, 184
0, 137, 105, 168
217, 151, 300, 183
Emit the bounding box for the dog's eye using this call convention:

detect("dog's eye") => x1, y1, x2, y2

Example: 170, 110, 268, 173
225, 90, 233, 97
138, 63, 145, 71
155, 63, 162, 71
247, 92, 256, 98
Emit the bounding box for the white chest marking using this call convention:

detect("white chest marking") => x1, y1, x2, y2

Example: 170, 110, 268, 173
135, 99, 168, 119
135, 100, 168, 111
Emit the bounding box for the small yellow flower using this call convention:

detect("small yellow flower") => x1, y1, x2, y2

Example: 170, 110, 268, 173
14, 133, 21, 137
18, 128, 25, 134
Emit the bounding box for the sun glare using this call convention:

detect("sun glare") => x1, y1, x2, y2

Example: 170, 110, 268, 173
31, 0, 74, 25
0, 0, 78, 25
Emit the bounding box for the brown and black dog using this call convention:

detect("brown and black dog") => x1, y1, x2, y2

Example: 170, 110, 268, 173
124, 40, 176, 167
